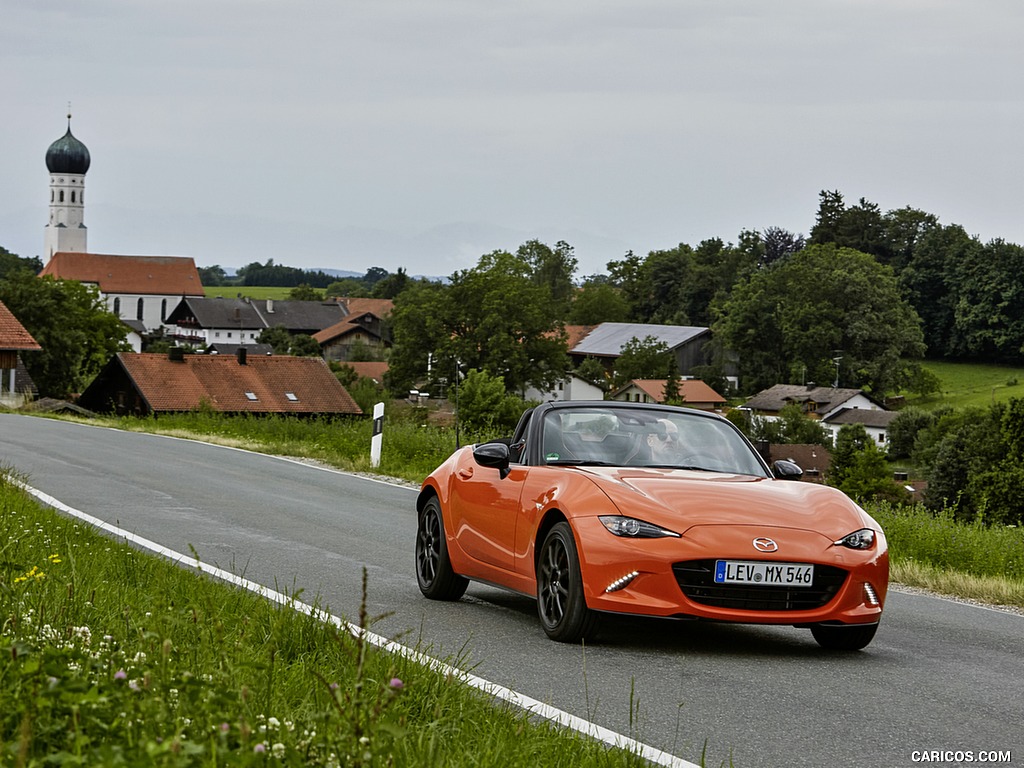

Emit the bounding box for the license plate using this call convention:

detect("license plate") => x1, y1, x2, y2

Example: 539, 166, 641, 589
714, 560, 814, 587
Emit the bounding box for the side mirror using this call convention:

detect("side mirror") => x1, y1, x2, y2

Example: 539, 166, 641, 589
473, 441, 512, 479
772, 459, 804, 480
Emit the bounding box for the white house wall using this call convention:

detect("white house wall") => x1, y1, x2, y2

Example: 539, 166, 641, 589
524, 377, 605, 403
108, 293, 177, 334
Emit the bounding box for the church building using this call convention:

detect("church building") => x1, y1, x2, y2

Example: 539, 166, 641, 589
39, 116, 204, 338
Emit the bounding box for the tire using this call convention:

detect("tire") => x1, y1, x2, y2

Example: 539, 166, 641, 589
415, 497, 469, 601
810, 622, 879, 651
536, 522, 599, 643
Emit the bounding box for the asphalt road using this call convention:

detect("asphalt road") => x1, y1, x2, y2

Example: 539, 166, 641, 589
2, 413, 1021, 768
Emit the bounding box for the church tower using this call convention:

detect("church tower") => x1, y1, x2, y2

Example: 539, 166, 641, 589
44, 113, 91, 258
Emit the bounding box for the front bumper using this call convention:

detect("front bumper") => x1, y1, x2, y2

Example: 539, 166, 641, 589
575, 519, 888, 626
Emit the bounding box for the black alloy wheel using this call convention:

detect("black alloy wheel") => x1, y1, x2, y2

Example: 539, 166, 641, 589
415, 497, 469, 600
536, 522, 599, 642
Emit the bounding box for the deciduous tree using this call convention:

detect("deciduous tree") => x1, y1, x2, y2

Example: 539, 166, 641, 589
715, 244, 925, 395
0, 272, 128, 398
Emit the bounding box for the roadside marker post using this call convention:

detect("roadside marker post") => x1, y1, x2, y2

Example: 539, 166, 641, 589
370, 401, 384, 468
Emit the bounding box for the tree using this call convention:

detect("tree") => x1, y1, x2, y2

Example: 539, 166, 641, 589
433, 250, 569, 396
287, 283, 324, 301
761, 226, 805, 267
715, 244, 926, 395
518, 240, 578, 321
385, 279, 450, 394
750, 404, 831, 446
258, 326, 292, 355
900, 224, 977, 359
837, 438, 908, 503
949, 239, 1024, 363
197, 264, 227, 286
881, 207, 940, 272
886, 406, 936, 460
808, 189, 846, 245
288, 334, 322, 357
612, 336, 672, 389
568, 281, 629, 325
325, 278, 368, 298
372, 267, 409, 299
363, 267, 390, 287
574, 356, 608, 390
456, 369, 525, 434
662, 357, 683, 405
828, 423, 874, 489
257, 325, 321, 357
0, 272, 128, 398
0, 247, 42, 280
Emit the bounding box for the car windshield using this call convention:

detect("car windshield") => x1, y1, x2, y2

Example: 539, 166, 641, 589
541, 406, 768, 476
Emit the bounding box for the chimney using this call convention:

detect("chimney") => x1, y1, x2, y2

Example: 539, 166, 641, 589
237, 347, 247, 365
168, 347, 185, 363
266, 299, 274, 313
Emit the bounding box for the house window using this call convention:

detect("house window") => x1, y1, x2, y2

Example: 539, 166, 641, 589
71, 191, 76, 203
244, 392, 258, 401
59, 191, 64, 202
285, 393, 298, 402
227, 332, 232, 338
161, 299, 168, 322
215, 332, 220, 338
136, 298, 144, 321
113, 297, 121, 316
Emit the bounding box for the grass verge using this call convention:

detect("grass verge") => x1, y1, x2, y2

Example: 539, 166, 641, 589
1, 469, 663, 767
867, 501, 1024, 609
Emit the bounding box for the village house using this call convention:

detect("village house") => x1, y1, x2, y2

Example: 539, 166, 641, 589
611, 379, 727, 411
165, 296, 347, 348
566, 323, 716, 377
313, 298, 394, 362
742, 383, 897, 446
78, 349, 362, 417
0, 299, 41, 407
39, 252, 204, 334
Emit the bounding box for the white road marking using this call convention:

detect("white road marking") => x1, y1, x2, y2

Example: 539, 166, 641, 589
19, 480, 699, 768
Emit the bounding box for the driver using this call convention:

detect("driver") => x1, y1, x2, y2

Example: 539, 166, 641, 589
647, 418, 686, 465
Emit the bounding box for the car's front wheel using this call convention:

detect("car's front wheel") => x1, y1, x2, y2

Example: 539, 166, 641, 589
810, 622, 879, 651
415, 497, 469, 601
537, 522, 599, 643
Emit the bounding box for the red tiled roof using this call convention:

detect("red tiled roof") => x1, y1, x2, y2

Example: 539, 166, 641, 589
0, 300, 41, 351
617, 379, 727, 405
113, 353, 361, 414
40, 252, 204, 296
341, 361, 389, 382
563, 324, 597, 349
340, 297, 393, 317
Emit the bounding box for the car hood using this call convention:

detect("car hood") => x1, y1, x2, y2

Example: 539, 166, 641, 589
577, 467, 872, 539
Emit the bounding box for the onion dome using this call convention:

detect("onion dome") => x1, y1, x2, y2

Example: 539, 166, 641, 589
46, 115, 91, 175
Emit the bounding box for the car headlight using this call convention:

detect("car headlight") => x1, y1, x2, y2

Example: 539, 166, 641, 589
834, 528, 875, 550
599, 516, 681, 538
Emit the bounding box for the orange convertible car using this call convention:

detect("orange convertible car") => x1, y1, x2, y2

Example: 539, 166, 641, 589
415, 401, 888, 650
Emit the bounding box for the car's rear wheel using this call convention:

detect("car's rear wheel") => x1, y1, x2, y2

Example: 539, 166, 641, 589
810, 622, 879, 651
416, 497, 469, 600
537, 522, 599, 643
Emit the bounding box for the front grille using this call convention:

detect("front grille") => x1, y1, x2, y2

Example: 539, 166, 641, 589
672, 559, 848, 611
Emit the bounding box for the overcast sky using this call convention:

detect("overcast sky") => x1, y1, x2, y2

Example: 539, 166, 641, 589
3, 1, 1022, 279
